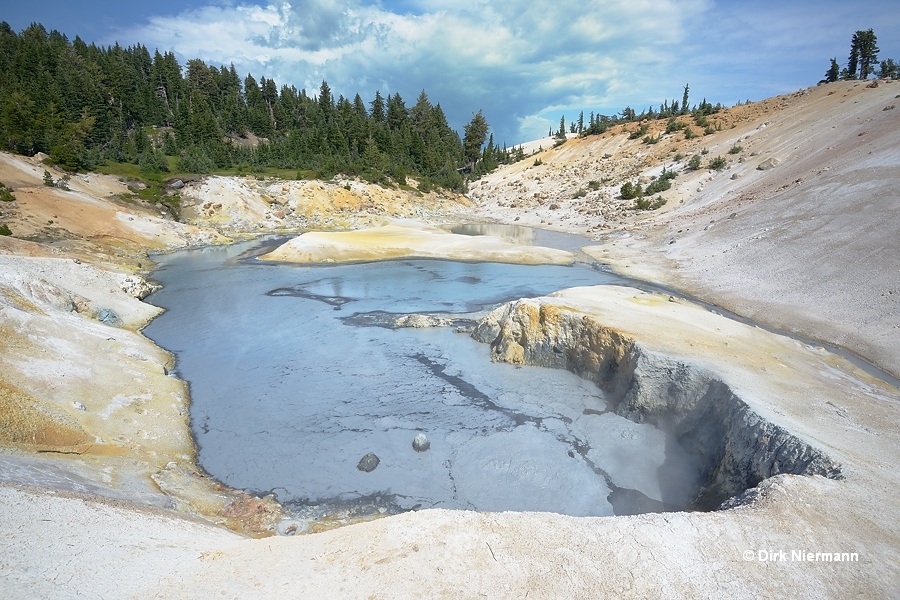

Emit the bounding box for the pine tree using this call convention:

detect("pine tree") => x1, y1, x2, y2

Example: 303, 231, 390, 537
823, 58, 840, 83
463, 110, 488, 169
846, 29, 879, 80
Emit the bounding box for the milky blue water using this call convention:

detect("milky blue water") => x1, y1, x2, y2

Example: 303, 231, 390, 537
143, 234, 701, 521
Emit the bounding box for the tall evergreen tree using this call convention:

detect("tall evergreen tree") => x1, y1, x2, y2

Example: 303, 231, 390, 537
463, 110, 488, 169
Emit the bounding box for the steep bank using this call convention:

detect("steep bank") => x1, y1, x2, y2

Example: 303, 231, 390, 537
471, 289, 852, 509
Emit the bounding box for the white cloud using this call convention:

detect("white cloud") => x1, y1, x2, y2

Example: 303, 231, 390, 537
110, 0, 900, 145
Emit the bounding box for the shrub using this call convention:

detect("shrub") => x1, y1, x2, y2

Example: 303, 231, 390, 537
635, 196, 667, 210
0, 224, 11, 236
709, 156, 727, 170
666, 118, 686, 134
587, 180, 601, 191
728, 144, 743, 154
43, 170, 55, 186
573, 188, 587, 198
642, 134, 660, 145
139, 149, 170, 174
628, 124, 649, 139
688, 155, 702, 169
683, 127, 697, 139
533, 158, 543, 166
0, 183, 15, 202
674, 153, 684, 162
645, 178, 671, 195
620, 181, 642, 200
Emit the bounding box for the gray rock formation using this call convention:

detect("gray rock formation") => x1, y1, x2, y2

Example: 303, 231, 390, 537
473, 299, 842, 509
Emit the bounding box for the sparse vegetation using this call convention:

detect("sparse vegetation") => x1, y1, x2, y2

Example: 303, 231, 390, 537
688, 155, 702, 170
533, 158, 543, 166
587, 180, 601, 191
628, 124, 649, 140
635, 196, 667, 210
728, 144, 743, 154
0, 224, 11, 236
0, 182, 15, 202
573, 188, 587, 199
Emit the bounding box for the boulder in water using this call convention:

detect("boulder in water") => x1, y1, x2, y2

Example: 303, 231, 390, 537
357, 452, 380, 472
413, 433, 431, 452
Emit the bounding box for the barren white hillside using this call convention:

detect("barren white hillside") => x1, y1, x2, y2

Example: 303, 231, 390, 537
470, 80, 900, 378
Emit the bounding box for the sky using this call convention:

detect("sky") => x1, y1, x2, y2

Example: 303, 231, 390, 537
4, 0, 899, 145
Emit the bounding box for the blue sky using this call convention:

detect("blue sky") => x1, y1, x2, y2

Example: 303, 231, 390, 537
4, 1, 899, 145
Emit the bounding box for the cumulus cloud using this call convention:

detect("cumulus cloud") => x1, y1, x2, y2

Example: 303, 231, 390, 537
109, 0, 900, 144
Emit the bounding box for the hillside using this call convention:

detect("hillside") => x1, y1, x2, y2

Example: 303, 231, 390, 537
469, 79, 900, 378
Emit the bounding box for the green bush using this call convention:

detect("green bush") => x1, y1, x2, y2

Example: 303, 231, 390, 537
635, 196, 667, 210
533, 158, 543, 166
587, 180, 601, 191
573, 188, 587, 199
666, 118, 686, 134
709, 156, 727, 170
683, 127, 697, 140
0, 183, 15, 202
673, 153, 684, 162
139, 149, 170, 174
628, 124, 649, 140
688, 155, 702, 169
0, 224, 11, 236
645, 178, 671, 195
620, 181, 642, 200
43, 170, 55, 186
728, 144, 743, 154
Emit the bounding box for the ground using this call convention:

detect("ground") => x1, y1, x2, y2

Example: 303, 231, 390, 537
0, 79, 898, 598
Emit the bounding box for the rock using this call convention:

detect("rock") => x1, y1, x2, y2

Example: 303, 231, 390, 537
394, 314, 453, 328
120, 275, 162, 300
412, 433, 430, 452
97, 308, 120, 325
169, 179, 185, 190
276, 519, 306, 536
757, 158, 779, 171
72, 401, 86, 411
357, 452, 380, 472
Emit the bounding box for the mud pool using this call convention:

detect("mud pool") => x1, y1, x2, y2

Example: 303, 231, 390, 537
144, 235, 703, 521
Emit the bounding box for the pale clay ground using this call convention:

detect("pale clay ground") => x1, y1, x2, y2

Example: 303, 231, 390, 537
0, 80, 898, 598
